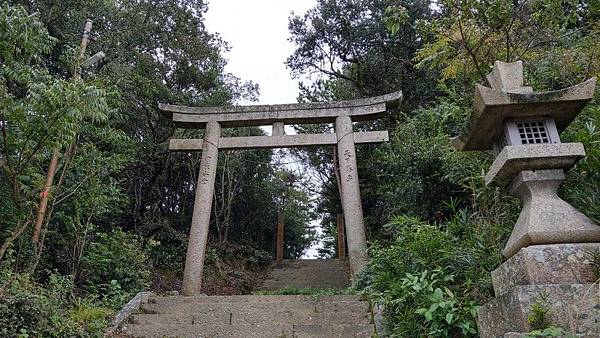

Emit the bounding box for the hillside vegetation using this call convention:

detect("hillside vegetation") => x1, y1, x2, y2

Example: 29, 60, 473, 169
1, 0, 599, 337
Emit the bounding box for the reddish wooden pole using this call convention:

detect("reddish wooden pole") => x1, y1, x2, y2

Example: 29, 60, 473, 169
337, 213, 346, 259
276, 213, 284, 263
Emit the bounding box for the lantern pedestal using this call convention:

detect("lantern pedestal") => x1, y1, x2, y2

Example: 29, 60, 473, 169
476, 244, 600, 338
501, 169, 600, 258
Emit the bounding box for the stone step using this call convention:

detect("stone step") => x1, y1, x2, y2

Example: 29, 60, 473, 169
266, 267, 348, 273
148, 294, 363, 305
269, 269, 347, 280
258, 259, 350, 291
122, 323, 374, 338
259, 281, 349, 291
478, 284, 600, 337
141, 299, 369, 315
504, 333, 585, 338
275, 259, 348, 267
131, 306, 370, 326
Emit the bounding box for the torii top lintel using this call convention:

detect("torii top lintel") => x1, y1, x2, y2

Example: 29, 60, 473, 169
159, 91, 403, 128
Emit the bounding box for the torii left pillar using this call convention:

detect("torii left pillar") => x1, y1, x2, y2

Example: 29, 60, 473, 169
182, 120, 220, 296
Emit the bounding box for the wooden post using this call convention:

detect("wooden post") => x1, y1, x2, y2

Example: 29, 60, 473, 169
336, 115, 368, 278
182, 120, 221, 296
276, 213, 284, 264
336, 213, 346, 259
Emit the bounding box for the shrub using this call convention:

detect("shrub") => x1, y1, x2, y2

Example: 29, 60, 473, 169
356, 214, 506, 336
140, 217, 187, 271
0, 269, 111, 337
80, 229, 151, 302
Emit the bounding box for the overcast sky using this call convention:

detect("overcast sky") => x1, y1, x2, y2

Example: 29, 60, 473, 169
204, 0, 316, 105
204, 1, 324, 258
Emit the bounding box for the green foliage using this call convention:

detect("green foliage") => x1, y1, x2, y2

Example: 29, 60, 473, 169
373, 103, 472, 223
0, 268, 111, 337
0, 2, 128, 275
287, 0, 438, 110
356, 212, 507, 336
291, 2, 599, 335
68, 299, 112, 336
80, 229, 150, 299
412, 0, 595, 85
141, 217, 188, 271
384, 5, 409, 35
527, 294, 552, 330
412, 274, 479, 337
0, 3, 55, 64
562, 100, 600, 224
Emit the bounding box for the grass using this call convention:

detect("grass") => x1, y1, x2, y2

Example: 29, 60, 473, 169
252, 286, 357, 299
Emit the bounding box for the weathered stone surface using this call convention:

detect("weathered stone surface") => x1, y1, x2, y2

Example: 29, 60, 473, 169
485, 143, 586, 187
119, 294, 375, 338
272, 122, 285, 136
486, 61, 533, 94
159, 90, 402, 128
169, 131, 389, 151
258, 259, 350, 291
105, 291, 152, 336
477, 284, 600, 338
149, 294, 364, 304
123, 323, 374, 338
492, 244, 600, 297
336, 115, 368, 278
132, 303, 370, 325
453, 76, 596, 151
504, 333, 585, 338
182, 121, 220, 296
373, 303, 387, 337
501, 169, 600, 258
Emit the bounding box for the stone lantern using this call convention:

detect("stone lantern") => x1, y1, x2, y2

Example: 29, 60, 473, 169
453, 60, 600, 258
454, 61, 600, 337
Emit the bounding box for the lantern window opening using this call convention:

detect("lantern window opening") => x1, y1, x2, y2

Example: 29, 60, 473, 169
493, 128, 509, 156
516, 120, 550, 145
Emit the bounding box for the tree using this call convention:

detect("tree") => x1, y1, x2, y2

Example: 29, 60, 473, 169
0, 4, 119, 265
288, 0, 438, 112
286, 0, 441, 250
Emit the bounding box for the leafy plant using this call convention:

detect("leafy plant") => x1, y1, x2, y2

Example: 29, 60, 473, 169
0, 270, 106, 337
528, 294, 552, 330
80, 229, 150, 302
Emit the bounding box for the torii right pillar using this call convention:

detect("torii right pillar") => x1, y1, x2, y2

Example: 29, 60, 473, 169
454, 61, 600, 337
336, 115, 368, 278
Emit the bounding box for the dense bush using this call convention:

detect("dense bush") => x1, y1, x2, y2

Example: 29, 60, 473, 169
562, 98, 600, 224
373, 103, 474, 224
80, 229, 151, 298
0, 256, 111, 337
140, 217, 188, 271
357, 214, 508, 337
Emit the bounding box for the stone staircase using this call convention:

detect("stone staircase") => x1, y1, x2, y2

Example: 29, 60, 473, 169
120, 295, 374, 337
119, 259, 376, 337
258, 259, 350, 291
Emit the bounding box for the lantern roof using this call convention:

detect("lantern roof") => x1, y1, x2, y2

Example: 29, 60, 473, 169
453, 61, 596, 151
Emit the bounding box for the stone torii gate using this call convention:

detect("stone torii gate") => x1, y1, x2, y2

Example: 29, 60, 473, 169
160, 92, 402, 296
